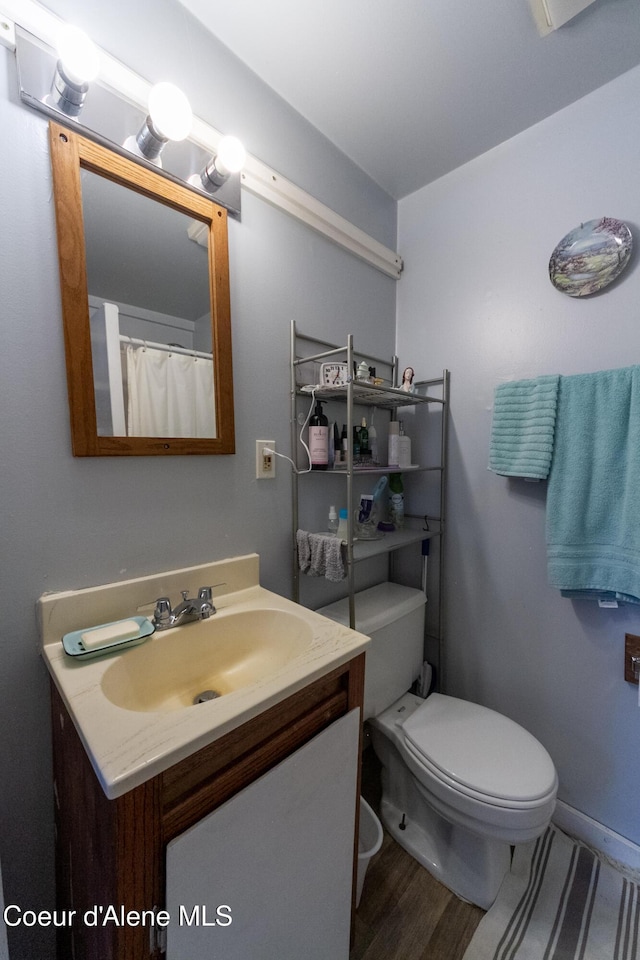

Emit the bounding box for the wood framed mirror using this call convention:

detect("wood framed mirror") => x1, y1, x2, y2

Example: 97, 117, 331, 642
49, 121, 235, 456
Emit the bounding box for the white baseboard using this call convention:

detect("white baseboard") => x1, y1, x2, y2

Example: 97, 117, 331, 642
553, 800, 640, 879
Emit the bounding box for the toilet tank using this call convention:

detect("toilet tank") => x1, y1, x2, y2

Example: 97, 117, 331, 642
317, 582, 426, 720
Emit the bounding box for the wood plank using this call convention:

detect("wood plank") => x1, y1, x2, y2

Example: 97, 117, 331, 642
350, 830, 484, 960
421, 896, 485, 960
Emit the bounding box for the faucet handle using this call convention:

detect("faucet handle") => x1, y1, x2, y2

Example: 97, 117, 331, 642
197, 582, 226, 602
153, 597, 172, 626
197, 583, 225, 617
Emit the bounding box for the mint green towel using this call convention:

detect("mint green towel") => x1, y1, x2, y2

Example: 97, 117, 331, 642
489, 376, 559, 479
547, 365, 640, 604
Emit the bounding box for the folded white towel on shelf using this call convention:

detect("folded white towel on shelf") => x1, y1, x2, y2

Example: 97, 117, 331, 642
296, 530, 346, 582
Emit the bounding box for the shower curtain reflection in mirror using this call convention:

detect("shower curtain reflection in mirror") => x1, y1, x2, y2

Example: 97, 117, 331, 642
82, 161, 219, 442
90, 300, 217, 439
126, 345, 215, 438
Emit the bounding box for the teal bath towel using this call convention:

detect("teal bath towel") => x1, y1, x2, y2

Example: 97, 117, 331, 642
546, 365, 640, 604
489, 375, 559, 479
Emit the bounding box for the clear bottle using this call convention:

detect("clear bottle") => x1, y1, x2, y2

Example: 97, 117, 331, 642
368, 421, 378, 463
327, 505, 339, 535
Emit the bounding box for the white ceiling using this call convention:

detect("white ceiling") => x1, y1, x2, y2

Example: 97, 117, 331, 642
176, 0, 640, 200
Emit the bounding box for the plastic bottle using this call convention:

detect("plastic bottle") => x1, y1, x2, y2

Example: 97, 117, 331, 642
341, 424, 348, 458
388, 421, 400, 466
398, 421, 412, 468
336, 508, 348, 540
352, 425, 361, 459
388, 473, 404, 528
328, 505, 339, 535
368, 421, 378, 463
309, 399, 328, 470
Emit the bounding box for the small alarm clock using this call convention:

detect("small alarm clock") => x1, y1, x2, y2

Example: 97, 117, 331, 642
320, 362, 349, 386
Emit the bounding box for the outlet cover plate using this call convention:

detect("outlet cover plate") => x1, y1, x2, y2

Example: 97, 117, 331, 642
256, 440, 275, 479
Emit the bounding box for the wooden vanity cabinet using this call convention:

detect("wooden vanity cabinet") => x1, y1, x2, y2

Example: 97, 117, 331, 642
50, 654, 365, 960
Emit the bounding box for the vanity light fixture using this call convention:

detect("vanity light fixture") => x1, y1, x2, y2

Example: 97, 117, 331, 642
123, 81, 193, 166
48, 24, 99, 117
9, 1, 403, 271
195, 135, 247, 193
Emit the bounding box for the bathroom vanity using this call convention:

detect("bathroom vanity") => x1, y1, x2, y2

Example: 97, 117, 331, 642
39, 555, 369, 960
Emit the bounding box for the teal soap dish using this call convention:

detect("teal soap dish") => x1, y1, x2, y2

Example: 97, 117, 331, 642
62, 616, 155, 660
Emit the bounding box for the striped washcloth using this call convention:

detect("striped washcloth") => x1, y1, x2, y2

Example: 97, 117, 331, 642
489, 375, 560, 480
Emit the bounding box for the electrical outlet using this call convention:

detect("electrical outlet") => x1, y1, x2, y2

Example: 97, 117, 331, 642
625, 633, 640, 683
256, 440, 276, 479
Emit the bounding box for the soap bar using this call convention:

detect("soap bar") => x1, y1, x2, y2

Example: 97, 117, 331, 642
80, 619, 141, 650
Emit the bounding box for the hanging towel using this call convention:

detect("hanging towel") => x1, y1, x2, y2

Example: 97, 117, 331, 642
546, 365, 640, 604
296, 530, 346, 582
488, 375, 560, 479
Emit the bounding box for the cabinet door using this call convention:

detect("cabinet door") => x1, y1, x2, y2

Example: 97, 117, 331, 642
166, 708, 360, 960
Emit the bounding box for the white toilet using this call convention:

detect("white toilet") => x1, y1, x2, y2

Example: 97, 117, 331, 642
318, 582, 558, 909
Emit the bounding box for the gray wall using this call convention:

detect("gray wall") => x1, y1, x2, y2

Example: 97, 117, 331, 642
0, 3, 397, 957
397, 65, 640, 849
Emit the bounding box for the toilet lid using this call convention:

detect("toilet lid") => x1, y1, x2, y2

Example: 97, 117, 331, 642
402, 694, 556, 803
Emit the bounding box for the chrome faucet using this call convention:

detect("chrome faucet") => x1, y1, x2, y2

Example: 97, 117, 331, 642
153, 585, 220, 630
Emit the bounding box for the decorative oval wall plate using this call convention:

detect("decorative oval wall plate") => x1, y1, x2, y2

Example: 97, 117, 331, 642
549, 217, 632, 297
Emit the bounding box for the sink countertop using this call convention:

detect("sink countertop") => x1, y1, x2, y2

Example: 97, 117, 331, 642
38, 554, 370, 799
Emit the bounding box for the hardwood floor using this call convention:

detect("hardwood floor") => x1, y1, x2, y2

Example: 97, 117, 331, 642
351, 832, 484, 960
352, 747, 485, 960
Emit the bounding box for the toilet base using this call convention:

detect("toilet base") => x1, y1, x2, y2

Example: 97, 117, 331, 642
372, 727, 512, 909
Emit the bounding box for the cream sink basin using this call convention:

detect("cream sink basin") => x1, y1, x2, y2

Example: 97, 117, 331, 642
39, 555, 370, 798
101, 608, 314, 713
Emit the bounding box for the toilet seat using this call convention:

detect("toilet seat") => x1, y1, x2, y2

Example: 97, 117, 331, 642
371, 690, 558, 851
401, 694, 557, 808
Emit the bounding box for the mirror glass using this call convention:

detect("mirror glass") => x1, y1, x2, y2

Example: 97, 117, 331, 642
49, 121, 235, 456
82, 171, 214, 439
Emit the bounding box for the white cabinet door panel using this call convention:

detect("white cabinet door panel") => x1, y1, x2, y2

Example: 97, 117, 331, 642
166, 708, 360, 959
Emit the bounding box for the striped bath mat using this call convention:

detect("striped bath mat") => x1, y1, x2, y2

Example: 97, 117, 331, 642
463, 825, 639, 959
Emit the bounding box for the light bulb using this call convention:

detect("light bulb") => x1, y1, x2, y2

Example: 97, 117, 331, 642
147, 82, 192, 142
56, 25, 99, 86
216, 136, 246, 176
195, 135, 246, 192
